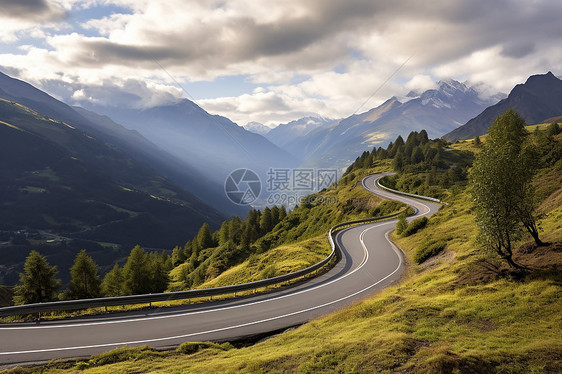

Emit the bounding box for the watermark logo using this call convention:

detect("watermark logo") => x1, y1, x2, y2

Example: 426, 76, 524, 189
225, 167, 338, 206
225, 168, 261, 205
266, 168, 337, 192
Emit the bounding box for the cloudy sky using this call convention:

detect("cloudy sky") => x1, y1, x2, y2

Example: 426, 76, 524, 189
1, 0, 560, 126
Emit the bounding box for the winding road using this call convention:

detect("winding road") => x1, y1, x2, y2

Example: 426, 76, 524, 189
0, 173, 441, 367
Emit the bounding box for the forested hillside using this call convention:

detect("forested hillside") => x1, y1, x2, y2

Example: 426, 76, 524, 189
6, 160, 408, 308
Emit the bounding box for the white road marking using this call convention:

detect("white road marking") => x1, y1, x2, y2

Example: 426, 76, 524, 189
1, 223, 403, 356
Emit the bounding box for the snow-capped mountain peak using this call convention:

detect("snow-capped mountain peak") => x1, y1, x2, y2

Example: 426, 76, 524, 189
438, 78, 470, 93
243, 121, 272, 135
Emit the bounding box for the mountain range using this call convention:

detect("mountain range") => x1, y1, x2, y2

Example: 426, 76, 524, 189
2, 70, 560, 285
0, 72, 248, 216
265, 115, 335, 153
0, 97, 227, 284
243, 121, 271, 136
443, 72, 562, 141
264, 80, 497, 171
79, 100, 299, 196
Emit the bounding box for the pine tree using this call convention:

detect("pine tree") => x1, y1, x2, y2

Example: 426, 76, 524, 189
171, 245, 186, 266
147, 251, 169, 293
473, 135, 482, 147
229, 217, 243, 244
393, 149, 405, 172
68, 249, 101, 299
386, 142, 394, 158
363, 153, 374, 168
405, 131, 420, 149
183, 240, 193, 259
246, 209, 260, 229
245, 210, 261, 242
418, 129, 429, 144
14, 250, 61, 304
271, 206, 280, 225
260, 207, 274, 234
123, 245, 150, 294
432, 149, 443, 167
218, 221, 231, 245
160, 251, 173, 272
240, 223, 253, 250
197, 223, 214, 249
278, 205, 287, 221
411, 147, 424, 164
390, 136, 404, 157
101, 264, 124, 297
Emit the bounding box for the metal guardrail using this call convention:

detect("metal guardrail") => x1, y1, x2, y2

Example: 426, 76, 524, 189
373, 175, 442, 203
0, 209, 404, 318
0, 251, 336, 317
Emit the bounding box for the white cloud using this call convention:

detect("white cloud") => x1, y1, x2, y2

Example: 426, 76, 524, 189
405, 75, 438, 93
0, 0, 560, 124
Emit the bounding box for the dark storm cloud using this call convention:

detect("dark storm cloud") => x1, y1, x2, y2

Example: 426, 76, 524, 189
72, 39, 190, 66
501, 42, 536, 58
0, 0, 65, 21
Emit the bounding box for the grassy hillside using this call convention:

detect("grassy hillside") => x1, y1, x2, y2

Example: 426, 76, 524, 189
3, 127, 561, 373
196, 236, 330, 289
167, 164, 406, 292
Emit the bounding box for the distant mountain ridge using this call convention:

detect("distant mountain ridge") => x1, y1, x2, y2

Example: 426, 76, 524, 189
0, 71, 246, 216
0, 98, 224, 244
81, 99, 299, 199
265, 115, 335, 153
443, 72, 562, 141
276, 80, 496, 171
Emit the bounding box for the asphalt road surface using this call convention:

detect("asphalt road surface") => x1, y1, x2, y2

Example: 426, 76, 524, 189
0, 173, 441, 367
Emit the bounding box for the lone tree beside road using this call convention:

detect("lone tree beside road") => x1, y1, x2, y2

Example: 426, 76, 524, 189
14, 250, 61, 304
470, 109, 542, 268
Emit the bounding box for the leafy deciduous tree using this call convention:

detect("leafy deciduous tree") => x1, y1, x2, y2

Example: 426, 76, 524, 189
470, 109, 542, 268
